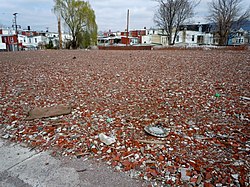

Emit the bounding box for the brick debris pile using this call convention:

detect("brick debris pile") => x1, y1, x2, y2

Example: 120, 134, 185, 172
0, 49, 249, 186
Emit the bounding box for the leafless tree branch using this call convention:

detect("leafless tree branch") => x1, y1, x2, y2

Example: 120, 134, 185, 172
208, 0, 250, 45
154, 0, 200, 45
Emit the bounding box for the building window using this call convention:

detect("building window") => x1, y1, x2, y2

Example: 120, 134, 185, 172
197, 36, 203, 44
35, 38, 37, 43
24, 38, 26, 43
192, 35, 195, 42
176, 35, 179, 42
29, 38, 31, 43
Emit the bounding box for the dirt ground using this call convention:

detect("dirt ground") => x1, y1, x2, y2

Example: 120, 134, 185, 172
0, 49, 249, 186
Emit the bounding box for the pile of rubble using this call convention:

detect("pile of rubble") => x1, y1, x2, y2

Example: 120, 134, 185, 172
0, 50, 249, 186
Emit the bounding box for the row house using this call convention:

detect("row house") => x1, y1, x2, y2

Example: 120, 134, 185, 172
1, 35, 21, 51
0, 36, 6, 51
141, 29, 168, 46
98, 29, 147, 46
18, 28, 58, 50
39, 31, 72, 49
18, 34, 47, 50
148, 26, 250, 47
0, 26, 72, 51
99, 24, 214, 47
18, 28, 39, 50
97, 30, 120, 45
98, 28, 169, 46
142, 24, 214, 47
175, 24, 214, 46
227, 20, 250, 45
0, 28, 21, 51
122, 29, 147, 44
228, 28, 250, 45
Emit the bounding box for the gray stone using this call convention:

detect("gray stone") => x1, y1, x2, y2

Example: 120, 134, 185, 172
231, 174, 239, 180
180, 168, 190, 181
2, 134, 10, 139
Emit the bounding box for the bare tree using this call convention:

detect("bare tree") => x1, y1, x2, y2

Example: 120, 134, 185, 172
154, 0, 200, 45
208, 0, 250, 46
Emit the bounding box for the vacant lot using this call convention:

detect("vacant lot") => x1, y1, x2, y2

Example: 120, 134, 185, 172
0, 49, 249, 186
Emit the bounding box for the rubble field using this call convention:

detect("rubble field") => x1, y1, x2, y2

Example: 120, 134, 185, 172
0, 49, 249, 186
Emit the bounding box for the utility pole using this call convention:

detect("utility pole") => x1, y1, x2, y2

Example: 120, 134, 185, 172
126, 9, 129, 46
13, 13, 19, 51
58, 16, 62, 49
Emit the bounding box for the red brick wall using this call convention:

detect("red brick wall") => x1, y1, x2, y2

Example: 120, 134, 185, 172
131, 31, 138, 37
98, 46, 152, 50
121, 37, 129, 45
2, 35, 18, 44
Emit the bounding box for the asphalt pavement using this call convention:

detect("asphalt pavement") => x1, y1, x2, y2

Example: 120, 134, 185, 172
0, 139, 145, 187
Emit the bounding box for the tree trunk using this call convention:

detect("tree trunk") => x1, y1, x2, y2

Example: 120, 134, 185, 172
72, 36, 77, 49
168, 26, 173, 45
219, 31, 228, 46
219, 35, 225, 46
168, 33, 173, 45
172, 27, 179, 45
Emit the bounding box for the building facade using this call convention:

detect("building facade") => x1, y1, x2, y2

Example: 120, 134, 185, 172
228, 28, 250, 45
0, 26, 72, 51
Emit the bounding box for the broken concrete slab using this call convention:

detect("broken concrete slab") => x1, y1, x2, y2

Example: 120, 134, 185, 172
0, 140, 82, 187
26, 105, 72, 120
0, 171, 32, 187
0, 142, 37, 172
8, 152, 81, 187
0, 139, 145, 187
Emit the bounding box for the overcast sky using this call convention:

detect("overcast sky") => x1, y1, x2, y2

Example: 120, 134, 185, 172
0, 0, 249, 32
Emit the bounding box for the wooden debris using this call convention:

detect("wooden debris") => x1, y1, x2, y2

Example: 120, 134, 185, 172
138, 140, 166, 145
26, 105, 72, 120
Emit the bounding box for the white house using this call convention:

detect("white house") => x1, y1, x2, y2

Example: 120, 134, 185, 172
0, 27, 16, 35
18, 34, 48, 50
141, 29, 168, 46
228, 28, 249, 45
0, 28, 19, 51
17, 30, 72, 50
141, 24, 214, 46
0, 36, 7, 50
175, 24, 214, 46
38, 31, 72, 48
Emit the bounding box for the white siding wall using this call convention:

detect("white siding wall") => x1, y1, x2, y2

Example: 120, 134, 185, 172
18, 35, 47, 49
204, 33, 213, 45
175, 31, 213, 46
143, 28, 215, 46
141, 35, 151, 44
0, 37, 7, 50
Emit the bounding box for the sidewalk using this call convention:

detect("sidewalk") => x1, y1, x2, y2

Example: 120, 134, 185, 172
0, 139, 144, 187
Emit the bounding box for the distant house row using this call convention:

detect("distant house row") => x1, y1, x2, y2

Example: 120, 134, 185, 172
0, 27, 72, 51
97, 23, 250, 47
1, 23, 249, 51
